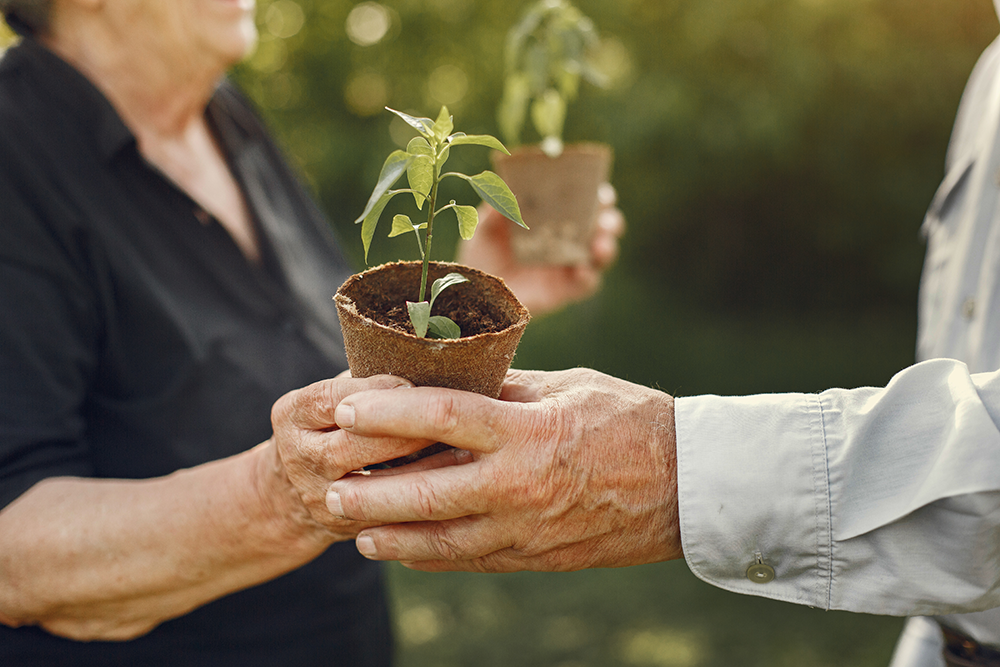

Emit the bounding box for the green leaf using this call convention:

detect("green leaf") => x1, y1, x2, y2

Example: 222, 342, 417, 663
497, 74, 530, 146
356, 150, 413, 224
432, 106, 454, 142
360, 191, 394, 262
427, 316, 461, 340
460, 171, 528, 229
429, 272, 469, 309
448, 134, 510, 155
410, 163, 434, 209
407, 136, 433, 156
406, 137, 434, 208
388, 214, 422, 238
436, 144, 451, 179
386, 107, 434, 136
530, 89, 567, 144
407, 301, 431, 338
453, 205, 479, 240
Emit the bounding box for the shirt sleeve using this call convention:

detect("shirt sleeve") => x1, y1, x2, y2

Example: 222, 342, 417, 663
675, 358, 1000, 616
0, 143, 99, 510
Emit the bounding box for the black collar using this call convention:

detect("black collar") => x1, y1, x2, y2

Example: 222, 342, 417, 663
0, 37, 253, 165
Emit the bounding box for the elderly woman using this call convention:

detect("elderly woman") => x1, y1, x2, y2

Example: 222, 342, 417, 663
0, 0, 623, 664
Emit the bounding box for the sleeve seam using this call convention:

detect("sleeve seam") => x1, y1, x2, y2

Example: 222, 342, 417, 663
816, 395, 834, 611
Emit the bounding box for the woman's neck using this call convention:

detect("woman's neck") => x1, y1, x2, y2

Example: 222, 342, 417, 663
41, 17, 227, 141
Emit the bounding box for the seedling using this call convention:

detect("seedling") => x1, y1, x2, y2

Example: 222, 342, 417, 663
355, 106, 527, 339
497, 0, 607, 158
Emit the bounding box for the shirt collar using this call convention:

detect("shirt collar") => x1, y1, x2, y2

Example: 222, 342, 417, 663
6, 37, 135, 162
3, 38, 252, 164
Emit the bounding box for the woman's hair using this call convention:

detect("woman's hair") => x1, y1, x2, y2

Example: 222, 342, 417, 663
1, 0, 50, 36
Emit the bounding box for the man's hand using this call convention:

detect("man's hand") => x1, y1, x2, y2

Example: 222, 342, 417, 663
325, 368, 682, 572
458, 184, 625, 316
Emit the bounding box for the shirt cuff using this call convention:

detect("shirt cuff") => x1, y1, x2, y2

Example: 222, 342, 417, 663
674, 392, 834, 609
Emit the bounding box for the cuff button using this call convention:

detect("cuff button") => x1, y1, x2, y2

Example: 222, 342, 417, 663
747, 563, 775, 583
746, 552, 775, 583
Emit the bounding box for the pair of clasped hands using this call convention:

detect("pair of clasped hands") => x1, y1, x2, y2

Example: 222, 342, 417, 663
272, 189, 684, 574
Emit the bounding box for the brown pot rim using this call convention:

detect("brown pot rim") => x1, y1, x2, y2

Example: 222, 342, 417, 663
333, 260, 530, 344
493, 141, 613, 161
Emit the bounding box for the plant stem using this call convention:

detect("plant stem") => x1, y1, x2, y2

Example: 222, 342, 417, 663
418, 178, 440, 303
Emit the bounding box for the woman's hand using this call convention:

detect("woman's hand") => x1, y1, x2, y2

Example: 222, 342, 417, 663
458, 184, 625, 316
269, 374, 431, 540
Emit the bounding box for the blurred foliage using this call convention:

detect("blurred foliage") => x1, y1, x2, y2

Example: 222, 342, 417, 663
235, 0, 996, 322
386, 562, 905, 667
230, 3, 999, 665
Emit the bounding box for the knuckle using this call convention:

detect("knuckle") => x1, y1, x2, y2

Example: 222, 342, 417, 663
270, 389, 296, 431
426, 392, 462, 440
426, 523, 465, 561
410, 479, 442, 521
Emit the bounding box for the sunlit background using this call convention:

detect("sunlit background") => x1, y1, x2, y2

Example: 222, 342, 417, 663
3, 1, 998, 664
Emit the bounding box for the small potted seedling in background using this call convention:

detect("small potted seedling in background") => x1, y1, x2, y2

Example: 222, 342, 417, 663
335, 106, 531, 408
493, 0, 614, 265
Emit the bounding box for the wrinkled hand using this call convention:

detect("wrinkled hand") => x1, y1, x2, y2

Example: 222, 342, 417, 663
269, 374, 443, 542
325, 368, 682, 572
458, 183, 625, 316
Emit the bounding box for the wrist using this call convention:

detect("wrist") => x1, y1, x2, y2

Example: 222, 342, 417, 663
246, 440, 333, 556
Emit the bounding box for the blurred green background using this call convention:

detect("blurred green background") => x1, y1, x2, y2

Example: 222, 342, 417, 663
4, 1, 997, 664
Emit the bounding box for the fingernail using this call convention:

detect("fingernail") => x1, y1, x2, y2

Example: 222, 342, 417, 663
357, 534, 377, 558
326, 490, 343, 517
597, 182, 616, 205
335, 403, 355, 429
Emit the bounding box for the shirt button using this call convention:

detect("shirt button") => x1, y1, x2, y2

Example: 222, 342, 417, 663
962, 298, 976, 320
747, 563, 775, 583
747, 552, 775, 583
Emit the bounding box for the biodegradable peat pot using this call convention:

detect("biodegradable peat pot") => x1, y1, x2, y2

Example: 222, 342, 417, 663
334, 261, 530, 399
492, 142, 613, 265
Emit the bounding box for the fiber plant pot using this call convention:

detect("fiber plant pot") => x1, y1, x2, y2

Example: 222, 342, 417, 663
492, 142, 613, 265
335, 261, 530, 398
335, 261, 529, 467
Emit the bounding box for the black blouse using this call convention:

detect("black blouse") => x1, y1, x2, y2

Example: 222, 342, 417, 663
0, 38, 391, 666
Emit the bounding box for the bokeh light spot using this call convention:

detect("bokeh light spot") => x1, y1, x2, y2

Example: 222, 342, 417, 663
265, 0, 305, 39
344, 70, 392, 117
592, 37, 635, 89
427, 64, 469, 106
247, 34, 288, 73
397, 602, 452, 646
346, 2, 392, 46
619, 628, 704, 666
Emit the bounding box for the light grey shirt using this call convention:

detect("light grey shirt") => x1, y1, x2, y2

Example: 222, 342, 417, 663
675, 4, 1000, 664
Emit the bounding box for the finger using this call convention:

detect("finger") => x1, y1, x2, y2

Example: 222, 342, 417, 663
352, 514, 514, 564
399, 551, 528, 573
274, 375, 412, 431
329, 456, 489, 522
597, 182, 617, 207
592, 213, 623, 268
325, 428, 437, 474
365, 446, 474, 476
334, 386, 512, 453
